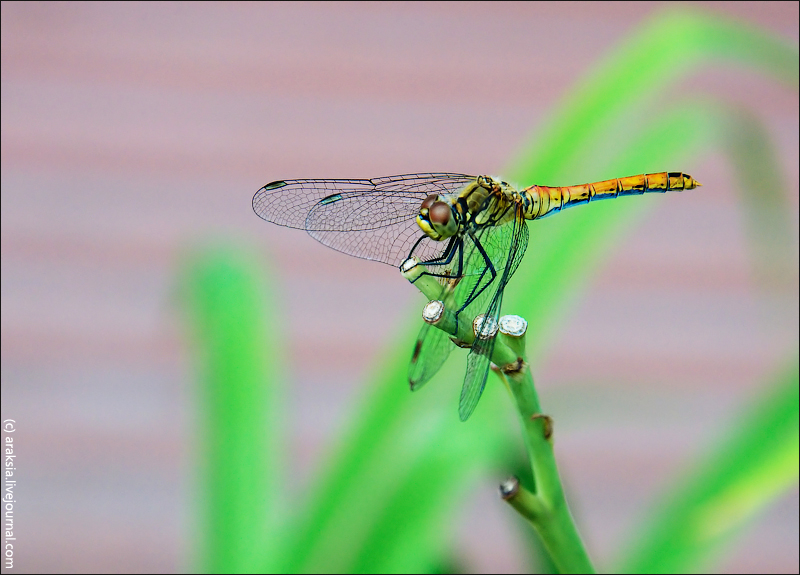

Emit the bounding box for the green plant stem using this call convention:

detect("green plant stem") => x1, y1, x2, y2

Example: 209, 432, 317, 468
404, 259, 594, 572
499, 329, 595, 574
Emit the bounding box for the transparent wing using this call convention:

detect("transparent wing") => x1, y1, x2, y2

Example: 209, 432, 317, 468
406, 223, 495, 391
458, 205, 530, 421
252, 173, 476, 266
408, 322, 455, 391
406, 203, 529, 406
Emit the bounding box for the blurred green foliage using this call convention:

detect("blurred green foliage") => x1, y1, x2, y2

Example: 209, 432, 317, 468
179, 7, 798, 574
180, 248, 284, 573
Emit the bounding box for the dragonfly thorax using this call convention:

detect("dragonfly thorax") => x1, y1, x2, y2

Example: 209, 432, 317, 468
416, 193, 459, 241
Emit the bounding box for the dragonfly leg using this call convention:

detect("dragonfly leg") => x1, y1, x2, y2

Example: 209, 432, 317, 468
410, 236, 466, 281
456, 231, 497, 315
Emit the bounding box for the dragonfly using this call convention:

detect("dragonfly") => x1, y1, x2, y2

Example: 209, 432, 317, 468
253, 171, 700, 420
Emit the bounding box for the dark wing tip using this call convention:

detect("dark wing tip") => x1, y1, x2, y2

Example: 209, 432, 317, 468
252, 181, 290, 222
262, 180, 288, 191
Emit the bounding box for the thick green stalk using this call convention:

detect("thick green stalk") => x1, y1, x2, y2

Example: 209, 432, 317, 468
499, 329, 594, 574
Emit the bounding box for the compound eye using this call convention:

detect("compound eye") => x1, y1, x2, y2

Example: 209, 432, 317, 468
421, 194, 438, 210
429, 201, 451, 225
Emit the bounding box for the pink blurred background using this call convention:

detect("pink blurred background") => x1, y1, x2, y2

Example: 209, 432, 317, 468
1, 2, 797, 573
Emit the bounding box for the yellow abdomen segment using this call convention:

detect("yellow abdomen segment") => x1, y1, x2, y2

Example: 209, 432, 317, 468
521, 172, 700, 220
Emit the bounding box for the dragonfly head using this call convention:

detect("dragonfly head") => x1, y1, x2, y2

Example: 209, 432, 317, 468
417, 194, 458, 241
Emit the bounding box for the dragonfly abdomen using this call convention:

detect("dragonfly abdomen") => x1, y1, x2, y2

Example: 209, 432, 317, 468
520, 172, 700, 220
